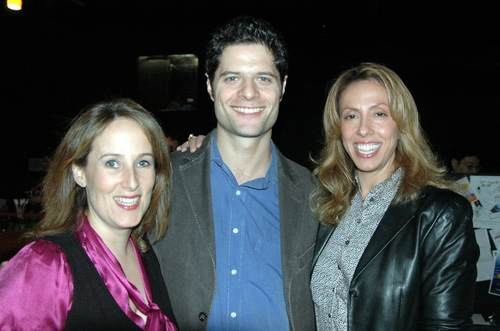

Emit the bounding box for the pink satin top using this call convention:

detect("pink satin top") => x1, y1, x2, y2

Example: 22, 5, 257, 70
0, 218, 177, 331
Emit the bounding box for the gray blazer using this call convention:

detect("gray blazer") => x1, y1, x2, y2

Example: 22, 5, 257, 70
153, 130, 318, 331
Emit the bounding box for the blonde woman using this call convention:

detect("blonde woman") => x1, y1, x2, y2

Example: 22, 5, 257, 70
310, 63, 478, 331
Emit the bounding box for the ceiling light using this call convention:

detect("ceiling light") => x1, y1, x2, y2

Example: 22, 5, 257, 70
7, 0, 22, 10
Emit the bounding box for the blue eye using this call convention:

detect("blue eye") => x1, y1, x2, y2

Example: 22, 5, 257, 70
106, 160, 118, 168
138, 160, 151, 167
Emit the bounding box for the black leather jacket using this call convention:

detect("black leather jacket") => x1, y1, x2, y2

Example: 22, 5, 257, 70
312, 186, 479, 331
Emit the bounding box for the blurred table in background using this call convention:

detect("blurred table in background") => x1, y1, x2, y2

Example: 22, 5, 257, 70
0, 212, 43, 261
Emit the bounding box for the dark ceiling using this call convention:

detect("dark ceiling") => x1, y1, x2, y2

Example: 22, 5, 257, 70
0, 0, 499, 197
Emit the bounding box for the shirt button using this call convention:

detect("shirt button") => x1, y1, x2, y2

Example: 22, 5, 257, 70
233, 228, 238, 234
345, 240, 350, 245
231, 269, 237, 275
236, 190, 241, 196
369, 197, 374, 202
328, 313, 332, 318
356, 218, 361, 223
198, 312, 208, 321
337, 264, 341, 270
231, 312, 237, 318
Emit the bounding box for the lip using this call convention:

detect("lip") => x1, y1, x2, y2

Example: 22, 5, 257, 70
113, 195, 141, 210
354, 143, 381, 158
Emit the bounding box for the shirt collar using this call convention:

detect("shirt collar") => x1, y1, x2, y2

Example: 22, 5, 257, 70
355, 167, 403, 200
210, 133, 278, 187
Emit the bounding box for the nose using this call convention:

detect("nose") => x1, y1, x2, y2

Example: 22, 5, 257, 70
122, 167, 139, 191
470, 167, 480, 174
237, 79, 259, 100
357, 116, 373, 137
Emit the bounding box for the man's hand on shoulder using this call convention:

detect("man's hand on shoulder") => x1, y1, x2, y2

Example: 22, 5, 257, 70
176, 134, 206, 153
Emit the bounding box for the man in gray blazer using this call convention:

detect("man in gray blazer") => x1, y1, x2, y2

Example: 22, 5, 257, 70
153, 16, 318, 330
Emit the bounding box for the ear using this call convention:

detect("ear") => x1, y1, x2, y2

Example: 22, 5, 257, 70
451, 159, 459, 172
72, 164, 86, 188
280, 75, 288, 101
205, 73, 214, 101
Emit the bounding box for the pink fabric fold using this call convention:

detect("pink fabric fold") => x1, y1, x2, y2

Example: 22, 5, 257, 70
77, 218, 177, 330
0, 217, 176, 331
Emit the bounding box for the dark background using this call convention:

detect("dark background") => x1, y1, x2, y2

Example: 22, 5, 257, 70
1, 0, 499, 200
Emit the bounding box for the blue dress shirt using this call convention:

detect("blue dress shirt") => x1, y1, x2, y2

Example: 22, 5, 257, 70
206, 134, 289, 331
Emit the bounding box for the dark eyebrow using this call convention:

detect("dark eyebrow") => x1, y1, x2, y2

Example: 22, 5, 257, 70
256, 71, 278, 78
219, 71, 278, 79
219, 71, 240, 77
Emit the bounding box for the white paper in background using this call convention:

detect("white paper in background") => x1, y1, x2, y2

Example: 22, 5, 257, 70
488, 251, 500, 296
476, 228, 494, 282
489, 228, 500, 251
469, 175, 500, 229
455, 176, 484, 220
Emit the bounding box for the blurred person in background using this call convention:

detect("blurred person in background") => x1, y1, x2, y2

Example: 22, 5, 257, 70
449, 142, 482, 174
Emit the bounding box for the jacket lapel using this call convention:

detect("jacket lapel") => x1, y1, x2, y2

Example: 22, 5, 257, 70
276, 147, 309, 283
178, 131, 217, 260
352, 199, 418, 280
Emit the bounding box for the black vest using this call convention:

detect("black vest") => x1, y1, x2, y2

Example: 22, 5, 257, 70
44, 233, 178, 331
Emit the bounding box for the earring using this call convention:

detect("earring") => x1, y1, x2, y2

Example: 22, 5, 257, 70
78, 182, 86, 188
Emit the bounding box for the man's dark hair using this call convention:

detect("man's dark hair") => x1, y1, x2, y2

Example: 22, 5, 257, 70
205, 16, 289, 85
449, 141, 480, 168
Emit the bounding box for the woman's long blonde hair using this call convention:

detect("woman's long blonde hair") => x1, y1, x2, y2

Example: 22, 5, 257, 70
311, 63, 450, 227
27, 98, 171, 252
